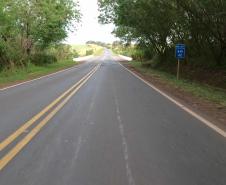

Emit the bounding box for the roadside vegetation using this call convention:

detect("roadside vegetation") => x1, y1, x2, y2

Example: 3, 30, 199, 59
0, 60, 76, 87
0, 0, 80, 86
99, 0, 226, 106
72, 44, 104, 57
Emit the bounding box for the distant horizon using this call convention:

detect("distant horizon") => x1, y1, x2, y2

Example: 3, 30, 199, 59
65, 40, 116, 46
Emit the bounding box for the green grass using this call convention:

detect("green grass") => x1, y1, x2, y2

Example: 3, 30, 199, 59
72, 44, 103, 56
112, 45, 137, 57
93, 47, 104, 56
0, 60, 77, 86
129, 61, 226, 106
72, 44, 90, 56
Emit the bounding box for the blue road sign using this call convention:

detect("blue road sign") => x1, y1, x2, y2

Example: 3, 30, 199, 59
176, 44, 186, 59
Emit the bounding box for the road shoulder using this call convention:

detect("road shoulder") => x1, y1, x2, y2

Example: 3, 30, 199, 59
119, 60, 226, 133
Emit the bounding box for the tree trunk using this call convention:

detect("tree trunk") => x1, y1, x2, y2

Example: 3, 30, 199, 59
26, 21, 31, 56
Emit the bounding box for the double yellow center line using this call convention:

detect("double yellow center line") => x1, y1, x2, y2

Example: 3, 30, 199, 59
0, 64, 100, 171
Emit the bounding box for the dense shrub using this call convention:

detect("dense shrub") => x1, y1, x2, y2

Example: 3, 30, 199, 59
49, 44, 77, 61
131, 49, 145, 61
72, 50, 79, 58
86, 49, 94, 56
30, 53, 57, 66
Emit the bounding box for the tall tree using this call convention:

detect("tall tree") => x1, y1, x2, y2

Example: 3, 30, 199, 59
0, 0, 80, 69
98, 0, 226, 66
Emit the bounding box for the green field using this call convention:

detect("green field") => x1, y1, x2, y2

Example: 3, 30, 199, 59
72, 44, 104, 57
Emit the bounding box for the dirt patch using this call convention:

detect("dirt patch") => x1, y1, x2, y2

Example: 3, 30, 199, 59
120, 61, 226, 131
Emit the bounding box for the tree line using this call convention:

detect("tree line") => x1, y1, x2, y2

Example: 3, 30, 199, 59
0, 0, 80, 70
98, 0, 226, 68
86, 41, 111, 48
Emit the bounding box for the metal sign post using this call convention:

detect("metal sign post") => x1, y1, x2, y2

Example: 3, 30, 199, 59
175, 44, 185, 80
177, 59, 180, 80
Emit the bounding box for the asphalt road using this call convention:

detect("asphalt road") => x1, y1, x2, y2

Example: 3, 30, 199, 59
0, 50, 226, 185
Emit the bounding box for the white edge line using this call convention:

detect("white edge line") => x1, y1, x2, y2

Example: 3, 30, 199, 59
0, 65, 80, 91
118, 62, 226, 138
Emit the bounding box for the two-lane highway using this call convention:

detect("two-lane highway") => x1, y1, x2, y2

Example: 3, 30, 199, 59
1, 50, 226, 185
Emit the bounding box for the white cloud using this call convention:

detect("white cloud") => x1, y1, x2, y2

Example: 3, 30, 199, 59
65, 0, 116, 45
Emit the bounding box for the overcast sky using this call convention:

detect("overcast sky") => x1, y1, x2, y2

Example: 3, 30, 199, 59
65, 0, 117, 45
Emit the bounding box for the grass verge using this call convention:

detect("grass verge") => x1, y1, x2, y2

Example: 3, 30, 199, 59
94, 47, 104, 56
129, 61, 226, 106
0, 60, 77, 87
